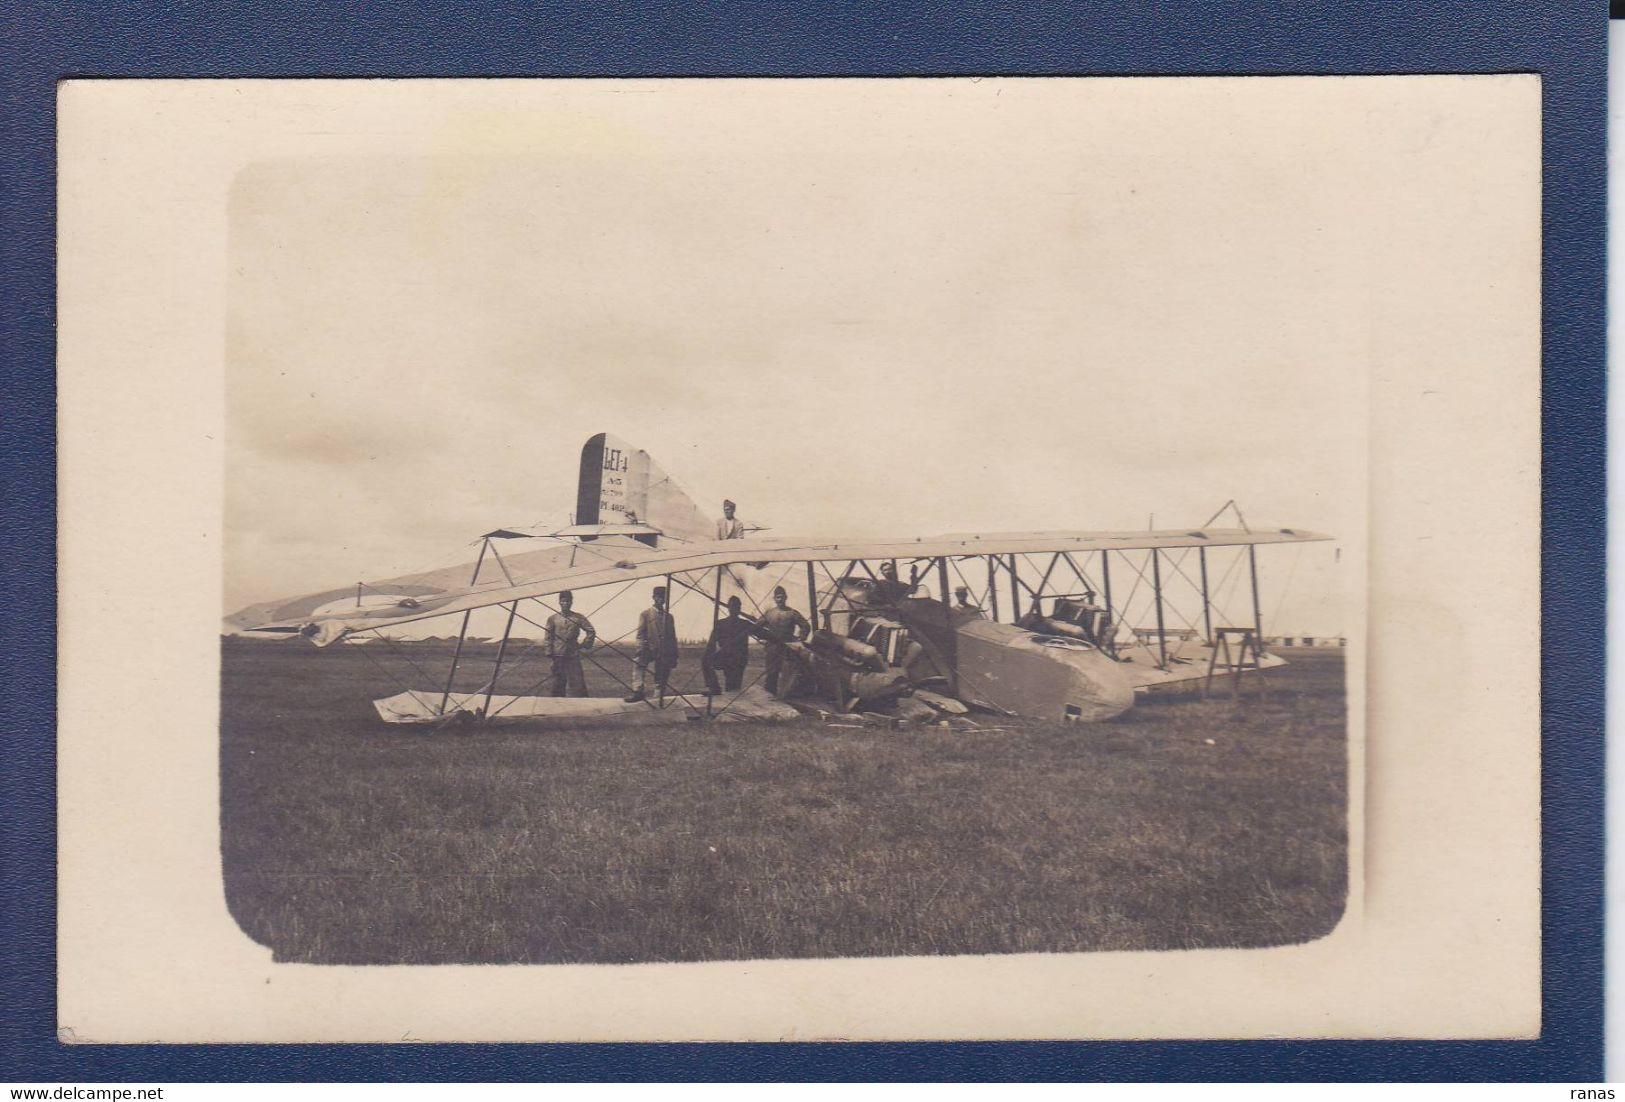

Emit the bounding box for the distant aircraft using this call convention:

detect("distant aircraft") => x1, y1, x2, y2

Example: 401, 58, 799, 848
224, 433, 1331, 726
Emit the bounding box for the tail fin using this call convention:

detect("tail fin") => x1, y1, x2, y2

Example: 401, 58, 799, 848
575, 433, 713, 542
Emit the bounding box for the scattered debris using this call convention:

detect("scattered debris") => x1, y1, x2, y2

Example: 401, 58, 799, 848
890, 696, 939, 725
913, 689, 968, 715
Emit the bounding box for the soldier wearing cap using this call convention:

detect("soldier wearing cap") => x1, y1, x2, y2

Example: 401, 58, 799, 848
702, 595, 753, 694
716, 499, 745, 540
953, 585, 984, 615
625, 586, 679, 702
757, 585, 810, 696
544, 590, 597, 697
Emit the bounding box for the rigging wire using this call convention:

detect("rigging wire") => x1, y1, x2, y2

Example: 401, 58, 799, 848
1266, 540, 1309, 637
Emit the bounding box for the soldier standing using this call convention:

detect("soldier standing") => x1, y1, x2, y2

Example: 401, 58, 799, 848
757, 585, 811, 696
716, 499, 745, 540
701, 595, 753, 694
544, 590, 597, 697
625, 586, 679, 703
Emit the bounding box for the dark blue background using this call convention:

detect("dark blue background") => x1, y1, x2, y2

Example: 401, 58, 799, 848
0, 0, 1604, 1083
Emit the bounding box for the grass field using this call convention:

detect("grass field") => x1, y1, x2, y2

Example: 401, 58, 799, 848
221, 636, 1348, 964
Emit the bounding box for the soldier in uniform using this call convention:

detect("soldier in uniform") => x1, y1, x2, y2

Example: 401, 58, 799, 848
716, 499, 745, 540
953, 585, 984, 615
701, 595, 753, 694
543, 590, 597, 697
625, 586, 679, 703
873, 561, 915, 605
757, 585, 811, 697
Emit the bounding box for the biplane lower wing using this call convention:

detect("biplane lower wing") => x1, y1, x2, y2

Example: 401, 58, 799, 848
226, 527, 1331, 644
375, 685, 800, 726
1115, 644, 1288, 689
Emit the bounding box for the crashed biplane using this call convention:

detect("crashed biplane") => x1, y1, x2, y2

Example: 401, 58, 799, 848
224, 433, 1331, 727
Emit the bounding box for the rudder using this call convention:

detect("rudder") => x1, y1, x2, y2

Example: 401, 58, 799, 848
574, 433, 712, 542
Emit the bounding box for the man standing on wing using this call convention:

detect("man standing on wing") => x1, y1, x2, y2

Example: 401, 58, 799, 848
701, 595, 753, 695
757, 585, 811, 697
626, 585, 679, 703
544, 590, 597, 697
716, 499, 745, 540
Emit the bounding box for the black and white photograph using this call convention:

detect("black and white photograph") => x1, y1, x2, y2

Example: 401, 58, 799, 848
218, 78, 1355, 966
55, 75, 1539, 1042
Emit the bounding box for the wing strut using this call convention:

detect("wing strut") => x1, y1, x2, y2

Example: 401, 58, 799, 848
482, 602, 521, 718
1101, 551, 1116, 657
1202, 499, 1252, 532
1199, 545, 1213, 644
1007, 554, 1020, 620
1031, 552, 1062, 613
1151, 548, 1168, 670
439, 537, 492, 716
1248, 545, 1265, 644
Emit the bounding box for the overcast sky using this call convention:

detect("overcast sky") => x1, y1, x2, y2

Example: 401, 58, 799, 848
222, 78, 1400, 635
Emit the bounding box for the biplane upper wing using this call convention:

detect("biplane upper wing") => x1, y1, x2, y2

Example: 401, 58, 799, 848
226, 527, 1331, 644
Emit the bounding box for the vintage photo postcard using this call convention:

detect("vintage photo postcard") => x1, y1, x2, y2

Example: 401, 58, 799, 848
56, 76, 1539, 1041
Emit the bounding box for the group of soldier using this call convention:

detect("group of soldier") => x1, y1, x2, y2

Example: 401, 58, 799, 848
540, 498, 810, 702
695, 585, 811, 697
540, 496, 1111, 702
540, 580, 812, 703
541, 576, 1108, 703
